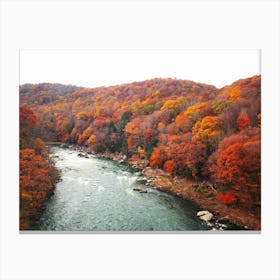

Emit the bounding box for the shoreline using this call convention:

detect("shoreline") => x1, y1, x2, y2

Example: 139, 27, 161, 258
94, 150, 260, 230
51, 144, 261, 230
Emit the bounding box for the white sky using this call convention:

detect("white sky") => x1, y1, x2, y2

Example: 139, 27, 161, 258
20, 49, 260, 88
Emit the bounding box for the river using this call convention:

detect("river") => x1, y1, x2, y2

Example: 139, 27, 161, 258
39, 146, 210, 231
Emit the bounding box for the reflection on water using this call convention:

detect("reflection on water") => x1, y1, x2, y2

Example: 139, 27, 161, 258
39, 147, 208, 231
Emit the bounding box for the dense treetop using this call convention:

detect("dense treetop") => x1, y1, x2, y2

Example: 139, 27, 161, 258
20, 75, 261, 213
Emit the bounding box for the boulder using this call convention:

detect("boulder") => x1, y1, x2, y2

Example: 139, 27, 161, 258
78, 153, 89, 158
137, 177, 148, 184
197, 210, 211, 216
197, 210, 214, 222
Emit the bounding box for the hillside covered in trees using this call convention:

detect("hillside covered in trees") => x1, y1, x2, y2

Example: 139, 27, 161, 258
20, 76, 261, 227
20, 105, 59, 229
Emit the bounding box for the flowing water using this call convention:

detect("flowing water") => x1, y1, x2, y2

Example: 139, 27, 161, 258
39, 147, 209, 231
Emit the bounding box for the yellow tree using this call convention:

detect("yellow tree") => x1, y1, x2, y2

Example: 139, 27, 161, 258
160, 97, 187, 113
192, 116, 221, 146
184, 102, 207, 122
75, 111, 88, 121
229, 86, 242, 103
137, 146, 147, 159
78, 127, 94, 145
87, 134, 97, 149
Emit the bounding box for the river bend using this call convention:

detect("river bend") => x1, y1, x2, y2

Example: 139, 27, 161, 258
39, 147, 209, 231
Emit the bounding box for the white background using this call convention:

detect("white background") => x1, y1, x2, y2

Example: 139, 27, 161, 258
20, 49, 260, 88
0, 1, 279, 280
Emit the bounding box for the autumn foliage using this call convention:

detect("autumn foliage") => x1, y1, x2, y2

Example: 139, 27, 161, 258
20, 105, 58, 230
20, 105, 38, 148
218, 191, 237, 205
237, 112, 251, 131
20, 75, 261, 213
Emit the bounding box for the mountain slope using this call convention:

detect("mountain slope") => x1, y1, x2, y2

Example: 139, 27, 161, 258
20, 76, 261, 220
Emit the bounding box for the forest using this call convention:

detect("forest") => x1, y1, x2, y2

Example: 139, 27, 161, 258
20, 75, 261, 229
20, 105, 59, 229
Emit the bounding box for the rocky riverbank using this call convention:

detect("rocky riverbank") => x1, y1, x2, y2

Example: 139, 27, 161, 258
140, 167, 260, 230
58, 144, 261, 230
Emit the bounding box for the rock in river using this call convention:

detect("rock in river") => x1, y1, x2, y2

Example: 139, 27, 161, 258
133, 187, 148, 193
197, 210, 214, 222
78, 152, 89, 158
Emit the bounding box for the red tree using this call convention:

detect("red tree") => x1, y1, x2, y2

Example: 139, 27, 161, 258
237, 112, 251, 131
216, 139, 260, 206
163, 159, 176, 174
150, 146, 167, 168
